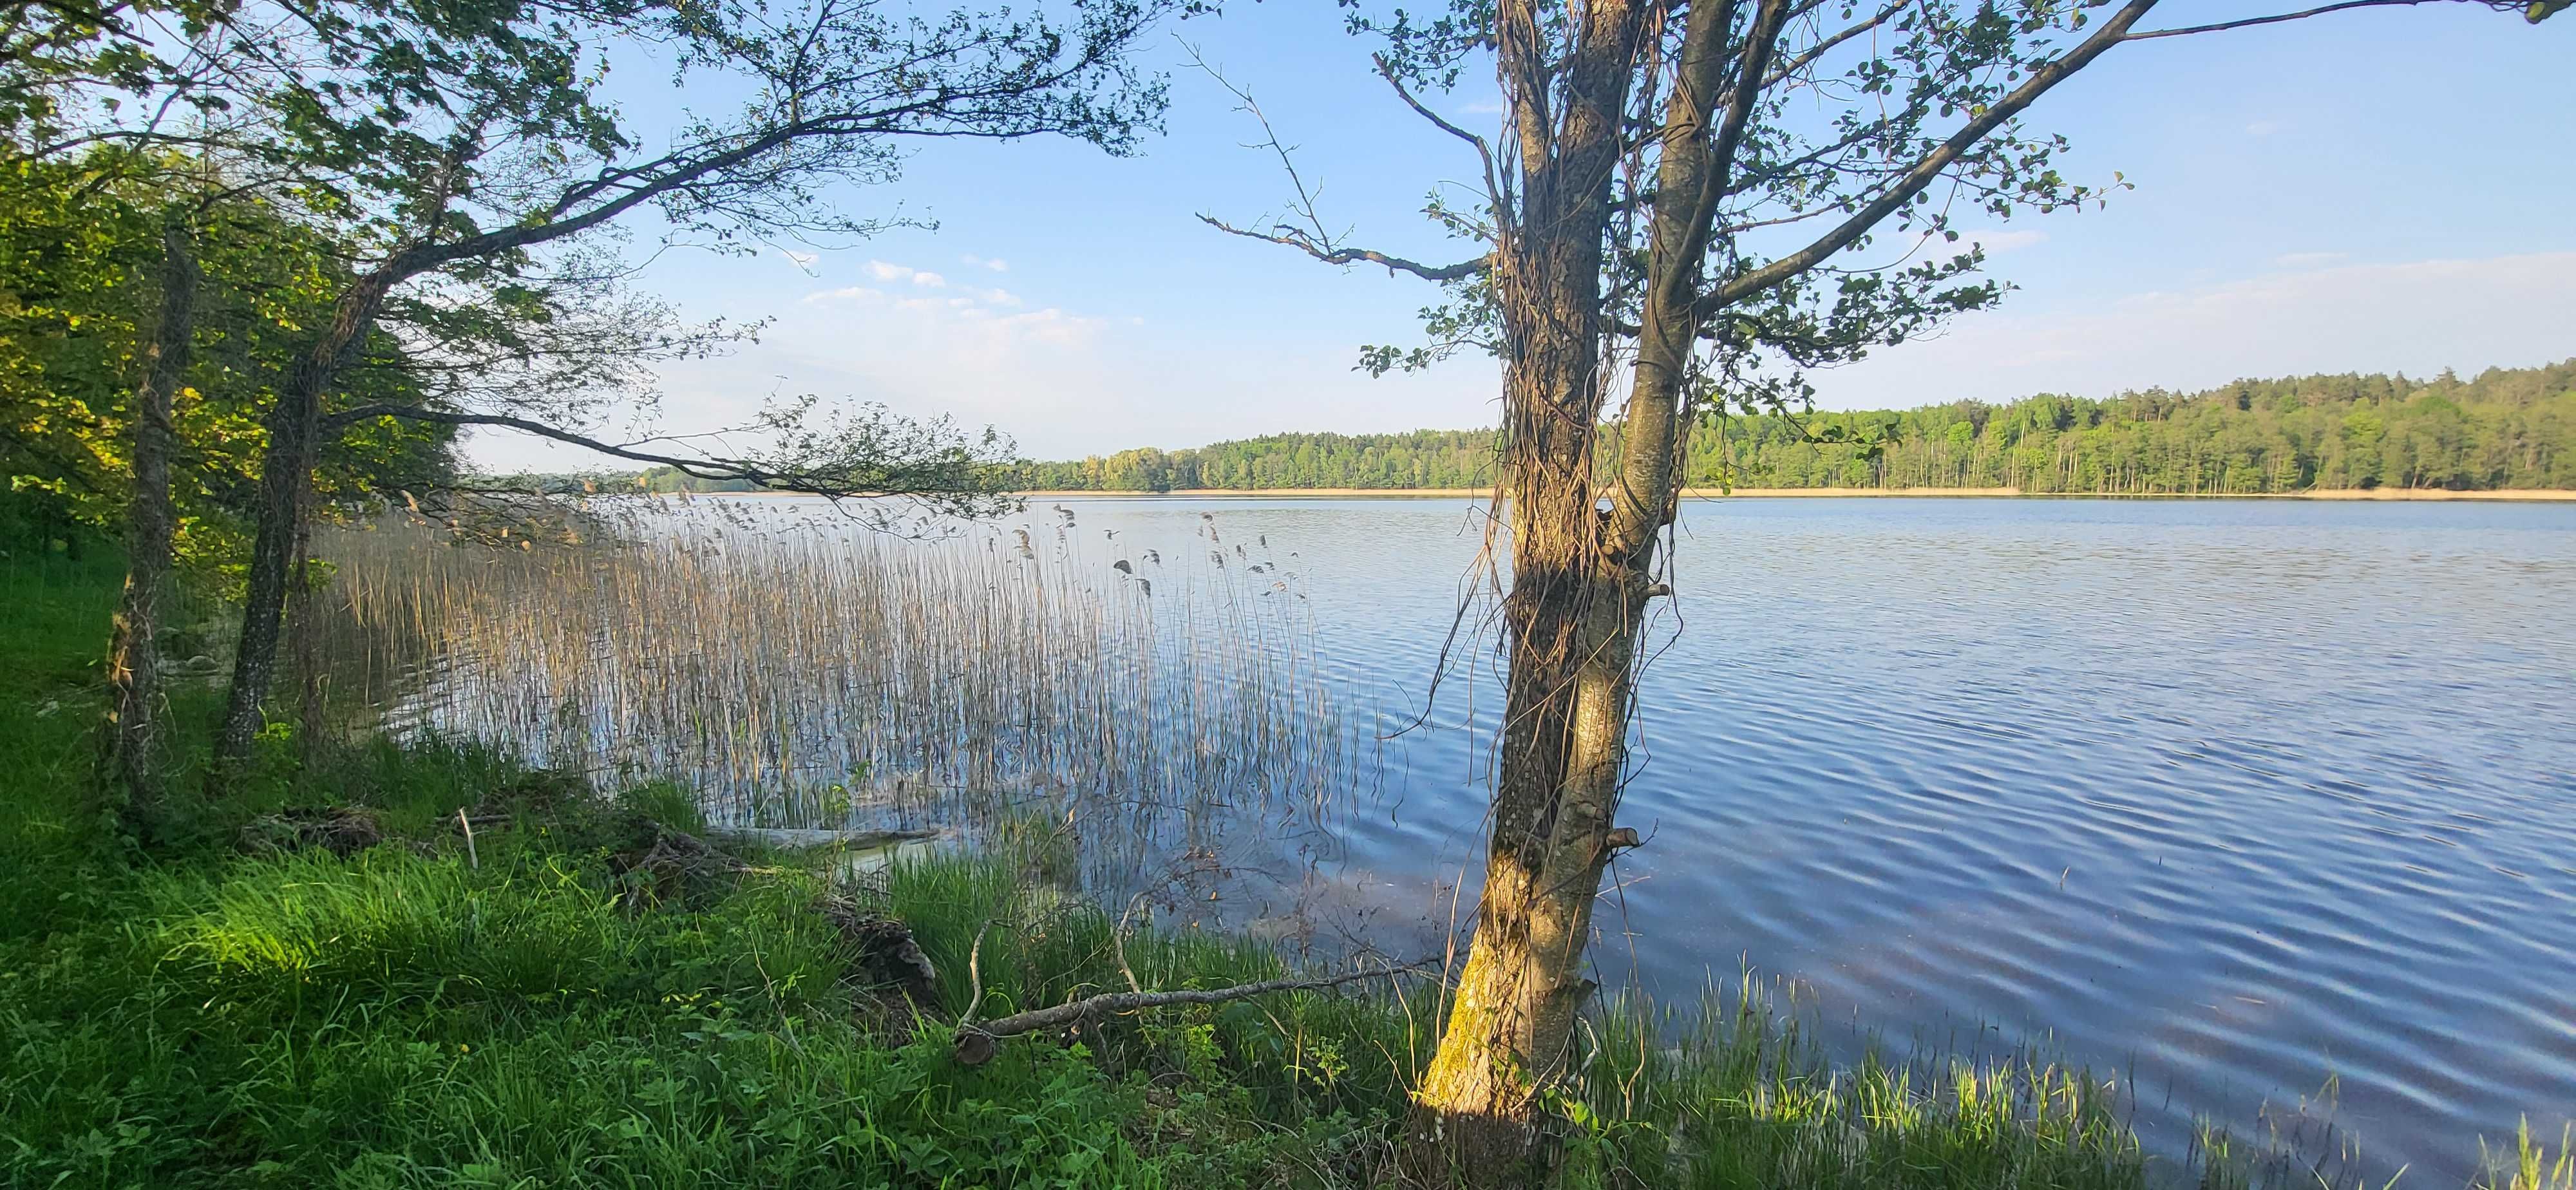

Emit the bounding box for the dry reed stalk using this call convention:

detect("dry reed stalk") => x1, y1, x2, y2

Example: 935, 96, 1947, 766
311, 498, 1376, 912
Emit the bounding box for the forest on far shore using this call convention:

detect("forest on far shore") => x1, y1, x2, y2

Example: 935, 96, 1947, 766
961, 360, 2574, 495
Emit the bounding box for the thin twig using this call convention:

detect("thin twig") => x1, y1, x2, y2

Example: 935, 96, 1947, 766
960, 920, 994, 1030
456, 807, 478, 869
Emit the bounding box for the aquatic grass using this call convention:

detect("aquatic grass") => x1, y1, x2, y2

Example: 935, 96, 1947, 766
2486, 1122, 2576, 1190
1553, 983, 2163, 1190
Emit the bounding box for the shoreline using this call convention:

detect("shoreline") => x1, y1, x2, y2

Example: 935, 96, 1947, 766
1002, 486, 2576, 502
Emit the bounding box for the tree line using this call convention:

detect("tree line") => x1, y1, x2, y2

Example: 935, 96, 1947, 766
1015, 361, 2576, 494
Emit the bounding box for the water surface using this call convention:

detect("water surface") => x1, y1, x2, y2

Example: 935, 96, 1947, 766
1048, 495, 2576, 1183
359, 494, 2576, 1181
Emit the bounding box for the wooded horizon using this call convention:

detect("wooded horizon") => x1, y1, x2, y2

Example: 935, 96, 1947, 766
609, 359, 2576, 496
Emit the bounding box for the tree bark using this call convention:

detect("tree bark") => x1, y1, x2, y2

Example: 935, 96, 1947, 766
214, 267, 401, 773
289, 496, 325, 772
103, 211, 197, 827
1408, 1, 1650, 1180
1407, 1, 1798, 1178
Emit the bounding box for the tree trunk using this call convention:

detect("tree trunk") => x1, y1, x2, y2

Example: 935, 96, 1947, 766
1407, 2, 1649, 1180
1409, 3, 1779, 1179
215, 269, 401, 773
103, 212, 198, 827
290, 505, 327, 773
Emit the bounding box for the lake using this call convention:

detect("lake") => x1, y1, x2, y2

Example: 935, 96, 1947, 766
351, 494, 2576, 1182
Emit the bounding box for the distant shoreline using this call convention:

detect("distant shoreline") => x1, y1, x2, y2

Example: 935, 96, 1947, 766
1000, 486, 2576, 502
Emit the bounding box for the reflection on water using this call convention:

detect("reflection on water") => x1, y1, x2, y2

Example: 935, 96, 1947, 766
328, 494, 2576, 1183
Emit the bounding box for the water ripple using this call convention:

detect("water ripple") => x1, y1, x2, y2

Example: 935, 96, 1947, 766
1054, 495, 2576, 1185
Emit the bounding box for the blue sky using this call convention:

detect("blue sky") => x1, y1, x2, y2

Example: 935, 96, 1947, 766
474, 3, 2573, 471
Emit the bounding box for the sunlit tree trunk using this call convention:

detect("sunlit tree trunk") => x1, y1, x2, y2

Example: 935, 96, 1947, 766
1410, 3, 1786, 1176
1408, 0, 1651, 1176
104, 212, 198, 826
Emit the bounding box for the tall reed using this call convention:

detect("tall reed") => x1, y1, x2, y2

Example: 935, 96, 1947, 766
312, 496, 1376, 907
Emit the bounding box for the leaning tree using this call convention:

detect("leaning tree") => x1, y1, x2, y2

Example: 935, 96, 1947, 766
1209, 0, 2558, 1176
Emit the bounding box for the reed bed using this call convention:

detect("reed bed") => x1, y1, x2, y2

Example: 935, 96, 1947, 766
311, 496, 1376, 909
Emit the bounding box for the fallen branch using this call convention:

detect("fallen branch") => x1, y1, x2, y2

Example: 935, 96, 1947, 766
951, 959, 1435, 1066
708, 826, 939, 850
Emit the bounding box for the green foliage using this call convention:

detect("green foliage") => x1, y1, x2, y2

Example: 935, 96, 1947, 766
0, 549, 132, 936
1023, 361, 2576, 495
1687, 362, 2576, 494
0, 151, 456, 582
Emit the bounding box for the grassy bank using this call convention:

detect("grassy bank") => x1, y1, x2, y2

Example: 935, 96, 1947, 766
2, 552, 2562, 1189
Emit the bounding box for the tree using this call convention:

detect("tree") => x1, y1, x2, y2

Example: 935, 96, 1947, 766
0, 147, 463, 820
194, 0, 1188, 772
1209, 0, 2555, 1175
100, 196, 194, 820
0, 142, 474, 829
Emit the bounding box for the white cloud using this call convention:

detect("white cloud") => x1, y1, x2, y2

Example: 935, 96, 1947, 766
961, 254, 1009, 272
1811, 252, 2576, 410
991, 307, 1104, 347
2271, 250, 2349, 269
1950, 228, 2047, 254
797, 278, 1101, 347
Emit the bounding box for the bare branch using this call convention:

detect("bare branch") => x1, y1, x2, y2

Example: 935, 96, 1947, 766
1374, 52, 1509, 223
2125, 0, 2516, 39
323, 405, 1004, 504
1763, 0, 1912, 86
950, 959, 1436, 1066
1189, 38, 1495, 284
1198, 214, 1490, 281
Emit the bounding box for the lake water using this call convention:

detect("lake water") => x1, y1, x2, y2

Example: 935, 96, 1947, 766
1022, 495, 2576, 1184
361, 494, 2576, 1182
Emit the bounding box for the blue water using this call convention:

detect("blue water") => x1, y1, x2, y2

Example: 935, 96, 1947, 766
1041, 495, 2576, 1184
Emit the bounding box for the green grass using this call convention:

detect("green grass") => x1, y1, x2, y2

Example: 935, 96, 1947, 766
0, 549, 135, 941
10, 551, 2557, 1189
1, 820, 2181, 1189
